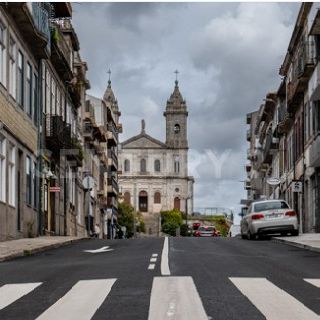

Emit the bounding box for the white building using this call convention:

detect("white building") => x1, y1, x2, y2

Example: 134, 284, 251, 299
118, 80, 194, 235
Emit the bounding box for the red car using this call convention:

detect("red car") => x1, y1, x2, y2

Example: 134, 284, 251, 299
192, 222, 201, 230
194, 226, 219, 237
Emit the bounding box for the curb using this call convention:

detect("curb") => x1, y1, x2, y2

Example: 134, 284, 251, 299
272, 237, 320, 254
0, 237, 88, 262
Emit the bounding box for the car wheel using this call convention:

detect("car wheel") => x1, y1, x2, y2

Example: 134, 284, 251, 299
241, 233, 246, 240
248, 231, 256, 240
291, 230, 299, 236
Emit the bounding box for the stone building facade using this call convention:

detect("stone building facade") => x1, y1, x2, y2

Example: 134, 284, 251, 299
119, 80, 194, 235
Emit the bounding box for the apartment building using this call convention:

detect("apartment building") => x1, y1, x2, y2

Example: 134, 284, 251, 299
245, 3, 320, 233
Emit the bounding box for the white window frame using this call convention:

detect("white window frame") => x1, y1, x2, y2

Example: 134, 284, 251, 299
8, 144, 15, 206
26, 62, 32, 117
17, 50, 24, 107
0, 21, 6, 87
8, 36, 16, 99
0, 137, 6, 202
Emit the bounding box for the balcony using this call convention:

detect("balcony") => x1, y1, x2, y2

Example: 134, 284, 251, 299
262, 133, 278, 165
244, 180, 251, 190
64, 134, 83, 167
84, 101, 95, 123
2, 3, 51, 59
287, 41, 315, 111
278, 111, 293, 134
45, 115, 68, 153
107, 177, 119, 196
51, 22, 73, 82
309, 62, 320, 101
107, 123, 118, 146
94, 141, 106, 155
108, 150, 118, 171
83, 122, 94, 141
246, 129, 251, 142
246, 113, 252, 125
245, 164, 252, 173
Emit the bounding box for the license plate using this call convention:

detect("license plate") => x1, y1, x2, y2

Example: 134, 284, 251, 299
267, 213, 282, 218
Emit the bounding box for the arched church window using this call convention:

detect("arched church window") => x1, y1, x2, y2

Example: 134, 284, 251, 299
124, 191, 131, 205
174, 124, 180, 134
174, 156, 180, 173
154, 159, 161, 172
124, 159, 130, 172
139, 190, 148, 212
141, 158, 146, 172
154, 192, 161, 204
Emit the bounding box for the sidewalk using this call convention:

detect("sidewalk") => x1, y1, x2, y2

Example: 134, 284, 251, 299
0, 236, 87, 262
272, 233, 320, 253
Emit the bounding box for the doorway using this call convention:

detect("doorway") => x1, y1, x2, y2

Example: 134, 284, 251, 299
139, 190, 148, 212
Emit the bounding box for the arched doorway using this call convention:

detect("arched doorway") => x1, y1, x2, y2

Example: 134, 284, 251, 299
124, 191, 131, 205
174, 197, 180, 210
139, 190, 148, 212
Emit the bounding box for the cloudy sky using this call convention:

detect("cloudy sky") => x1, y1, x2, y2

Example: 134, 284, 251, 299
72, 2, 299, 215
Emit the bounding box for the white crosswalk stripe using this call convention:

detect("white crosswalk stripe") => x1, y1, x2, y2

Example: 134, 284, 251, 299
148, 276, 208, 320
0, 282, 42, 310
230, 277, 320, 320
304, 279, 320, 288
36, 279, 116, 320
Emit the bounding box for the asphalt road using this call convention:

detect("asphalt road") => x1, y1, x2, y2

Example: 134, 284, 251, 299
1, 237, 320, 320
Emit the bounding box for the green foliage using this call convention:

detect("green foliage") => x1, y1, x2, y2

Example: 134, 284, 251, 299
118, 202, 135, 238
118, 203, 146, 237
161, 209, 183, 236
180, 224, 190, 237
162, 222, 179, 236
161, 209, 183, 226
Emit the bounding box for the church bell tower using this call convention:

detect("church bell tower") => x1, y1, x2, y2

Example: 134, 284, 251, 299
164, 77, 188, 149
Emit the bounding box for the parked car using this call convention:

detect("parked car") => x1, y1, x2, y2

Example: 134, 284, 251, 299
228, 224, 241, 237
192, 222, 201, 230
194, 226, 219, 237
240, 200, 299, 240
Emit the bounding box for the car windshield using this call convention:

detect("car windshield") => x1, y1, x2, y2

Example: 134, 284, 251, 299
199, 226, 214, 231
254, 201, 289, 212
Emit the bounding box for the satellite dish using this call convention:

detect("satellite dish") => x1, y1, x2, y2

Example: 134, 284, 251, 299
82, 175, 94, 190
267, 177, 280, 186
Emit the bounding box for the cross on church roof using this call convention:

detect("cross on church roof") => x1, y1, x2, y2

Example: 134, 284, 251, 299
107, 68, 112, 84
174, 69, 179, 82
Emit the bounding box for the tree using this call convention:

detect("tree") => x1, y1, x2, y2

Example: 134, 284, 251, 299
118, 202, 135, 238
161, 209, 183, 236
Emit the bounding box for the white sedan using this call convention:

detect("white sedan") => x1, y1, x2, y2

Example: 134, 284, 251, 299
240, 200, 299, 240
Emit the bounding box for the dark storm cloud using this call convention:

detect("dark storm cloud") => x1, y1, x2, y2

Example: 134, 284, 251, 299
72, 2, 299, 209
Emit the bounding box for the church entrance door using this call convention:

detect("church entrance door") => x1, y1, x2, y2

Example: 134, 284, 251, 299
174, 197, 181, 210
139, 190, 148, 212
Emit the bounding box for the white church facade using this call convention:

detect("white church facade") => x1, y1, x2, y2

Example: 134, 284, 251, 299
118, 80, 194, 235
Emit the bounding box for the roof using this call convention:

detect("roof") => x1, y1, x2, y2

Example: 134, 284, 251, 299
121, 131, 167, 149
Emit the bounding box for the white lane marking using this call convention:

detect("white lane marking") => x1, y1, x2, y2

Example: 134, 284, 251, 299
36, 279, 116, 320
230, 277, 320, 320
148, 276, 208, 320
148, 264, 155, 270
150, 257, 157, 263
83, 246, 113, 254
161, 237, 170, 276
152, 254, 158, 257
304, 279, 320, 288
0, 282, 42, 310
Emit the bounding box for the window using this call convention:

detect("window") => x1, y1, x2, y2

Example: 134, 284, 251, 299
154, 192, 161, 204
154, 159, 160, 172
124, 159, 130, 172
140, 158, 146, 172
8, 145, 15, 206
26, 63, 32, 117
33, 73, 38, 125
17, 51, 24, 107
51, 79, 56, 114
45, 69, 50, 114
26, 156, 32, 205
8, 37, 16, 98
174, 156, 180, 173
0, 138, 6, 202
33, 161, 37, 208
0, 22, 6, 86
124, 191, 131, 205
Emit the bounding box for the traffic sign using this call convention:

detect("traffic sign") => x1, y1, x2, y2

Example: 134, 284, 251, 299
267, 177, 280, 186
